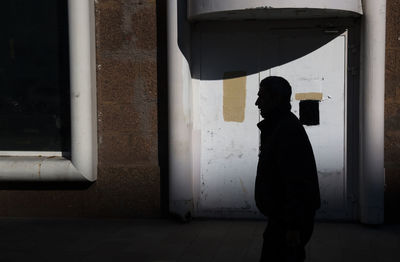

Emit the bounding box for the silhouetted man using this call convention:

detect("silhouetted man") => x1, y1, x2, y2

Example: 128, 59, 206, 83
254, 76, 320, 262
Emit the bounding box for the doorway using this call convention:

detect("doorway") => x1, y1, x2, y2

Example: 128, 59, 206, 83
192, 21, 356, 220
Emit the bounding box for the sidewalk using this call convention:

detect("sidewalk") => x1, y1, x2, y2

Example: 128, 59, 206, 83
0, 218, 399, 262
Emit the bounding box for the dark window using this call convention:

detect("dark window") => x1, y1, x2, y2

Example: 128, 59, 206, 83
0, 0, 70, 151
299, 100, 320, 126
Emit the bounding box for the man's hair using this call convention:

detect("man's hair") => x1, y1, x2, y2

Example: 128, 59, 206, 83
259, 76, 292, 104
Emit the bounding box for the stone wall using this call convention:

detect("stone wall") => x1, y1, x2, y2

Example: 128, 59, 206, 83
0, 0, 161, 218
385, 0, 400, 222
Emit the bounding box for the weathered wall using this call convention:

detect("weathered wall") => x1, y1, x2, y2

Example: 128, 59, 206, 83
384, 0, 400, 222
0, 0, 161, 218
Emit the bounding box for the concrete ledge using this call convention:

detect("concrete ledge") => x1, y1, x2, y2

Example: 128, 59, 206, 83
188, 0, 363, 21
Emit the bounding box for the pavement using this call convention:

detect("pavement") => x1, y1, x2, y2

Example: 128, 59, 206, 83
0, 217, 399, 262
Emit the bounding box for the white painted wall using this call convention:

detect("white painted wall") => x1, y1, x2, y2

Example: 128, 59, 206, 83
197, 73, 260, 216
193, 30, 261, 217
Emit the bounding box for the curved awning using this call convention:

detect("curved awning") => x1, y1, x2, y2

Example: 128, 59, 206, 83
188, 0, 363, 21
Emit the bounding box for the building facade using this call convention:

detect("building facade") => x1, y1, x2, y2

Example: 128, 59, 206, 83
0, 0, 398, 223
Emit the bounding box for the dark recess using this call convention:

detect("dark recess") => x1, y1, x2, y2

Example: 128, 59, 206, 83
156, 0, 169, 217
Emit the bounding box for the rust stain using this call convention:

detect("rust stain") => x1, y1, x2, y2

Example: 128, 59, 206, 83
223, 71, 246, 122
239, 178, 247, 194
38, 163, 41, 179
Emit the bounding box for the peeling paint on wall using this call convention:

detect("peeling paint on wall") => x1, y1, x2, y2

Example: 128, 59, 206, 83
223, 71, 247, 122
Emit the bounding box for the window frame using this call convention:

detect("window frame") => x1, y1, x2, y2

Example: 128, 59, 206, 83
0, 0, 97, 182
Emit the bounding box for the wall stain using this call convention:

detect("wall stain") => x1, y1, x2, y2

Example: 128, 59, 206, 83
223, 71, 246, 122
38, 163, 41, 179
295, 92, 323, 101
239, 178, 247, 194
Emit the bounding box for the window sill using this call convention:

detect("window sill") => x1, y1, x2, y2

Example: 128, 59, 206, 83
0, 156, 88, 182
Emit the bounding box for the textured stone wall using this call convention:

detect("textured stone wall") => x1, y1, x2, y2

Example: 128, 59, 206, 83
385, 0, 400, 222
95, 0, 160, 216
0, 0, 161, 218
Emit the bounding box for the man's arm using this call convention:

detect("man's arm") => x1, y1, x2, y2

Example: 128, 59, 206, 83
277, 124, 311, 230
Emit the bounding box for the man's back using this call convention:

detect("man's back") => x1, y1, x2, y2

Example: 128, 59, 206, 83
255, 110, 320, 224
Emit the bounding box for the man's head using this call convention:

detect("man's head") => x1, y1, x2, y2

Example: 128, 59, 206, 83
255, 76, 292, 118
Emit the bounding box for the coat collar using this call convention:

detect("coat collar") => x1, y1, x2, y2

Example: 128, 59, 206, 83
257, 108, 291, 131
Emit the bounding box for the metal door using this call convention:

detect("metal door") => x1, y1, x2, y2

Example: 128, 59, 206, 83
195, 28, 349, 219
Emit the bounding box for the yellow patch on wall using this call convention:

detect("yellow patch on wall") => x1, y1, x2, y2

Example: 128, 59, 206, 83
223, 71, 246, 122
295, 92, 323, 101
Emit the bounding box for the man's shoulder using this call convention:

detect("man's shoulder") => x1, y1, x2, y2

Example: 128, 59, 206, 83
278, 112, 303, 130
275, 112, 311, 146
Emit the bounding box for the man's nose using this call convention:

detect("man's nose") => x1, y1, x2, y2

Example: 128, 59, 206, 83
255, 97, 259, 106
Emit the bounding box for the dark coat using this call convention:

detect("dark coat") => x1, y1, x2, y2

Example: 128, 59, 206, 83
255, 109, 320, 229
